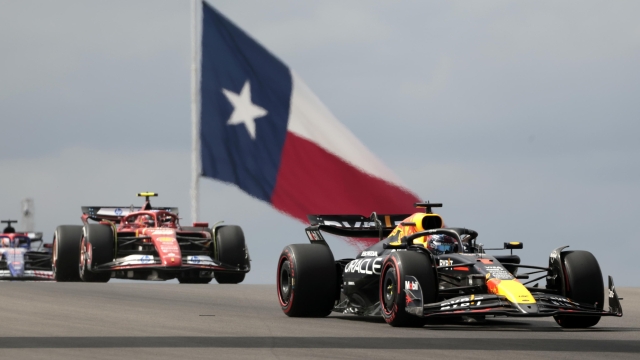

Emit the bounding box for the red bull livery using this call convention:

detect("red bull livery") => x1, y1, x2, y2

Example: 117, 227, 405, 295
276, 202, 623, 328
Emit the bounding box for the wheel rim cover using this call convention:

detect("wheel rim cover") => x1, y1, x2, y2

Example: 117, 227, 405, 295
279, 260, 292, 303
383, 268, 397, 311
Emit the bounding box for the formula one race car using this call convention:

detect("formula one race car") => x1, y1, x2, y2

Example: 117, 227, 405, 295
0, 220, 53, 280
53, 193, 250, 283
277, 202, 623, 328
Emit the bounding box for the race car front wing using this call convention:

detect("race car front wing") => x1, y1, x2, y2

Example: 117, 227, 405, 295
90, 255, 250, 273
405, 275, 623, 318
0, 270, 54, 281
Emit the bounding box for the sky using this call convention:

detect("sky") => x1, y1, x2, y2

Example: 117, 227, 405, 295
1, 0, 639, 285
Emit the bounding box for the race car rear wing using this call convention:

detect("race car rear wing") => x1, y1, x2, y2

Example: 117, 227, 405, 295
82, 206, 179, 222
306, 213, 412, 240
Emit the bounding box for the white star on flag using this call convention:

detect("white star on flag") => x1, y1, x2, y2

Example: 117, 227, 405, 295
222, 81, 268, 139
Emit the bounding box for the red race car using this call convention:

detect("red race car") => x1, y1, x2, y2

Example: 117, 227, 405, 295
52, 193, 250, 284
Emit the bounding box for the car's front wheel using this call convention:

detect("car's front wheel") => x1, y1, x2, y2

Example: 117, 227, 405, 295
53, 225, 83, 282
380, 251, 436, 327
79, 224, 113, 283
552, 250, 604, 328
213, 226, 248, 284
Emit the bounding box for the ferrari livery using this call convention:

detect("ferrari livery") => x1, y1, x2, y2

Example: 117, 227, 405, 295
0, 220, 53, 280
277, 202, 623, 328
53, 193, 250, 283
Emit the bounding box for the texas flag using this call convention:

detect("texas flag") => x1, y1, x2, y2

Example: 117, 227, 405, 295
199, 2, 419, 243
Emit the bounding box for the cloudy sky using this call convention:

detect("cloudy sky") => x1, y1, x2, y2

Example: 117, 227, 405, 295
1, 0, 639, 285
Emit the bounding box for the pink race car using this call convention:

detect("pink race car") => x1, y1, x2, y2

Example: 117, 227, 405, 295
0, 220, 53, 280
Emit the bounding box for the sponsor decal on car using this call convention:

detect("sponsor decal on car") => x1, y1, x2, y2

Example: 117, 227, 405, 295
152, 230, 175, 235
119, 255, 158, 266
344, 257, 384, 275
484, 265, 514, 280
186, 255, 216, 265
360, 251, 378, 257
441, 295, 483, 310
96, 208, 132, 216
439, 259, 453, 266
320, 221, 375, 228
405, 281, 419, 290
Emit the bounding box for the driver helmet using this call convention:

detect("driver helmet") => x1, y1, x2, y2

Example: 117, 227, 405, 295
1, 237, 11, 247
143, 215, 155, 227
426, 234, 458, 255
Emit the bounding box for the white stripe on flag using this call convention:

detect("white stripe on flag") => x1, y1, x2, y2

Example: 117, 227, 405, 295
287, 71, 407, 188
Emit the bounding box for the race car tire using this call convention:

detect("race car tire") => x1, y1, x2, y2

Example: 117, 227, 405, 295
553, 250, 604, 328
380, 251, 437, 327
53, 225, 83, 282
213, 225, 248, 284
277, 244, 337, 317
79, 224, 114, 283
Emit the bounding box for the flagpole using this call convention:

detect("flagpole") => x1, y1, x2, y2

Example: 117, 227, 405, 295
190, 0, 202, 223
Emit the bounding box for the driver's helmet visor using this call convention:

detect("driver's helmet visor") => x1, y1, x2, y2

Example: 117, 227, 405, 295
434, 243, 455, 254
427, 234, 458, 255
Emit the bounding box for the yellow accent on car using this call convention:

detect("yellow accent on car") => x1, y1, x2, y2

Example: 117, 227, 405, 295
510, 242, 521, 245
494, 280, 536, 304
137, 192, 158, 197
386, 212, 446, 247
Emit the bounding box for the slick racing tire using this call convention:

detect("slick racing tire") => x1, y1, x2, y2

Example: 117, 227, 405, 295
79, 224, 114, 283
53, 225, 83, 282
213, 225, 248, 284
277, 244, 337, 317
380, 251, 437, 327
553, 250, 604, 328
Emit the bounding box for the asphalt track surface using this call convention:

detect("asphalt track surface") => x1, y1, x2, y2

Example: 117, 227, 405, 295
0, 283, 637, 359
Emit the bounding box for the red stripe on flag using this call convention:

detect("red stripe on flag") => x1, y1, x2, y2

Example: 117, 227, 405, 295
271, 132, 419, 247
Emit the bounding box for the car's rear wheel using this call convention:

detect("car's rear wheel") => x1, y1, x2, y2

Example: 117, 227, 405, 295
553, 250, 604, 328
277, 244, 337, 317
213, 226, 248, 284
53, 225, 83, 282
79, 224, 114, 283
380, 251, 437, 327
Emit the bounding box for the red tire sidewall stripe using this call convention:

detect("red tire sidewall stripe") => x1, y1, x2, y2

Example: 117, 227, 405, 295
380, 255, 401, 320
277, 251, 295, 313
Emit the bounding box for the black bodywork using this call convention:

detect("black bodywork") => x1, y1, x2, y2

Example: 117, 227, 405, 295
304, 212, 623, 321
